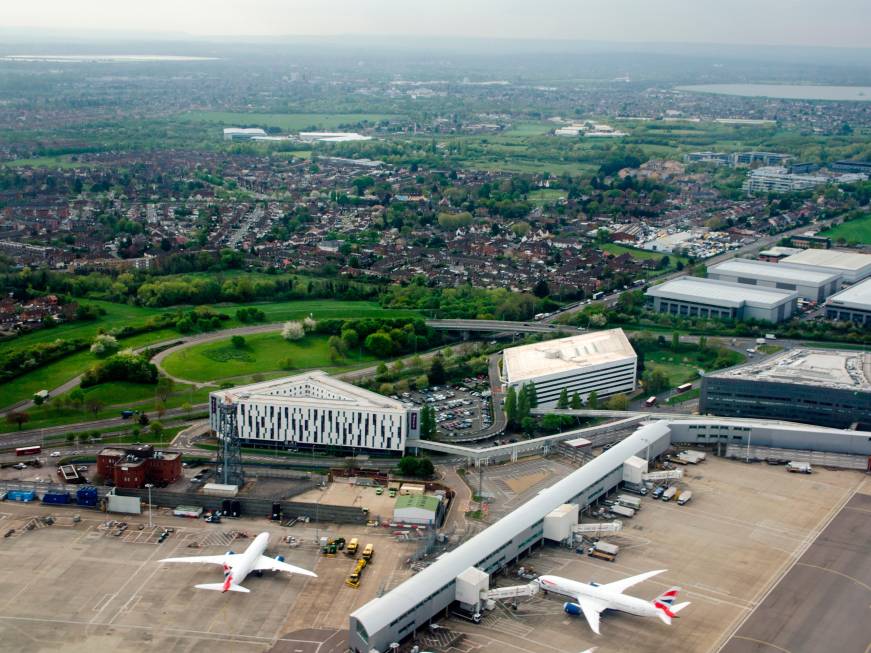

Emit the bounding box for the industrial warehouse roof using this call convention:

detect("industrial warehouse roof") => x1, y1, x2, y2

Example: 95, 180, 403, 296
826, 278, 871, 310
209, 370, 405, 411
350, 421, 672, 637
503, 329, 636, 383
708, 348, 871, 391
708, 258, 841, 285
394, 494, 440, 512
781, 248, 871, 273
646, 277, 797, 308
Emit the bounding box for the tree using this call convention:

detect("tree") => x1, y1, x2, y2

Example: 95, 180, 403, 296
414, 374, 429, 390
504, 386, 518, 428
90, 334, 120, 358
364, 332, 394, 358
517, 388, 531, 426
672, 331, 680, 350
281, 321, 305, 341
182, 402, 192, 416
587, 390, 599, 409
644, 369, 670, 394
85, 398, 104, 416
341, 328, 359, 350
6, 412, 29, 430
33, 393, 45, 406
69, 387, 85, 412
533, 278, 550, 298
66, 433, 75, 444
428, 355, 447, 385
231, 335, 246, 349
557, 387, 569, 409
606, 393, 630, 410
303, 316, 317, 332
419, 405, 437, 440
138, 413, 150, 426
541, 413, 564, 433
570, 392, 582, 410
417, 457, 435, 478
698, 335, 708, 351
526, 382, 539, 408
150, 421, 165, 444
155, 376, 175, 402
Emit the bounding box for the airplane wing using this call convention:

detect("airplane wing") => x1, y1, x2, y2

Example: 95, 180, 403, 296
598, 569, 666, 595
252, 555, 317, 577
159, 555, 228, 566
575, 597, 608, 635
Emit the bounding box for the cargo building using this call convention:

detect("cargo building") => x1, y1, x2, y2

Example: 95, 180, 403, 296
707, 258, 841, 302
825, 278, 871, 325
780, 248, 871, 284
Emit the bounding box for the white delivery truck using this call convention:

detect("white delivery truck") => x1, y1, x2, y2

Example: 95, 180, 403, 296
677, 490, 693, 505
661, 487, 677, 502
786, 461, 812, 474
616, 495, 642, 511
609, 504, 636, 518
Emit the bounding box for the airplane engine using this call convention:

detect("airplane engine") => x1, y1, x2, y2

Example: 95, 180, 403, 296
275, 555, 285, 563
226, 550, 235, 555
564, 602, 582, 616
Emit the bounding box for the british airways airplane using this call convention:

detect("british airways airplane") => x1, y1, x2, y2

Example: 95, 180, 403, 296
160, 531, 316, 592
536, 569, 690, 634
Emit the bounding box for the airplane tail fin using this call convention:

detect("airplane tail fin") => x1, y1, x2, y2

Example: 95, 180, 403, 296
652, 587, 689, 625
194, 583, 251, 593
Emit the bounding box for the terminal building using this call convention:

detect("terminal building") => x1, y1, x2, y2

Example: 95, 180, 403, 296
222, 127, 268, 140
645, 277, 798, 323
825, 278, 871, 324
501, 329, 637, 407
706, 258, 841, 302
780, 248, 871, 284
699, 348, 871, 428
208, 371, 419, 454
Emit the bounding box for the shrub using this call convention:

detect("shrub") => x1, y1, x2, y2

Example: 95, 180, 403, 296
281, 321, 305, 341
90, 334, 120, 358
81, 350, 158, 387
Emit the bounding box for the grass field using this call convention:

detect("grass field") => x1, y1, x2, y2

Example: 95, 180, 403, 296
666, 388, 700, 405
1, 155, 100, 169
161, 332, 376, 383
179, 111, 396, 131
527, 188, 567, 205
819, 213, 871, 244
0, 299, 417, 408
645, 347, 744, 388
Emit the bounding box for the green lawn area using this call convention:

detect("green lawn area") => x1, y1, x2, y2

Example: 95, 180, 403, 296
757, 344, 783, 355
527, 188, 567, 205
819, 213, 871, 245
601, 243, 690, 266
161, 332, 376, 383
1, 155, 100, 169
0, 299, 417, 408
178, 111, 396, 131
666, 388, 700, 405
644, 346, 744, 388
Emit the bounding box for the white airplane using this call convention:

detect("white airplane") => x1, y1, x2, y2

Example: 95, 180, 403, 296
159, 531, 316, 593
537, 569, 689, 634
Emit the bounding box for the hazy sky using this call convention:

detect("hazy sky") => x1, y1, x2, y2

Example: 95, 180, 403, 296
3, 0, 870, 48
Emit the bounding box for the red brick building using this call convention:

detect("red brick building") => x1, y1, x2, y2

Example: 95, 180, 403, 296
97, 445, 183, 489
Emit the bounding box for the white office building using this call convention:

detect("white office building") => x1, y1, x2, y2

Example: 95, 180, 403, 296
742, 166, 829, 194
209, 371, 419, 453
502, 329, 637, 407
780, 248, 871, 284
707, 258, 841, 302
646, 277, 798, 323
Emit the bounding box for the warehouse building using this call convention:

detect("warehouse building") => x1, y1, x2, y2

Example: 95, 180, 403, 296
393, 494, 443, 526
707, 258, 841, 302
825, 278, 871, 324
209, 371, 419, 454
222, 127, 267, 140
645, 277, 798, 323
699, 348, 871, 428
501, 329, 637, 407
780, 248, 871, 284
349, 421, 672, 653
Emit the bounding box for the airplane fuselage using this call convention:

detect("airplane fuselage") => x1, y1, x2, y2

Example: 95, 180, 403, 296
227, 532, 270, 586
537, 575, 660, 620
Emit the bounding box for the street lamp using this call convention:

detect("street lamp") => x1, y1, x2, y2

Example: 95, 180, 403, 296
144, 483, 154, 528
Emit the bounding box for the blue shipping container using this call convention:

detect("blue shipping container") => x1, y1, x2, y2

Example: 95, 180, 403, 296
42, 492, 71, 505
76, 487, 98, 507
7, 490, 37, 502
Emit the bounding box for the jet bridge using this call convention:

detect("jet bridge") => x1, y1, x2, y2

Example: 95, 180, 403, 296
642, 469, 684, 482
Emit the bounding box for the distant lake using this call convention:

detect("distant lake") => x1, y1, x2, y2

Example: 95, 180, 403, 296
676, 84, 871, 102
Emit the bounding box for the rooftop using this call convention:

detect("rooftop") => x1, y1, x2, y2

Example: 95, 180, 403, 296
209, 370, 406, 412
781, 249, 871, 273
503, 329, 636, 383
826, 278, 871, 309
394, 494, 441, 511
646, 277, 797, 308
709, 258, 840, 285
708, 348, 871, 391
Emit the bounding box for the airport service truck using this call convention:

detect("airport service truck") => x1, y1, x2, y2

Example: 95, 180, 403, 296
609, 504, 635, 519
661, 487, 678, 502
677, 490, 693, 505
588, 541, 619, 562
616, 495, 642, 511
786, 461, 812, 474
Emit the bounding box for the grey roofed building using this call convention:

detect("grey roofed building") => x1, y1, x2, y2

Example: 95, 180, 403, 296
645, 277, 798, 323
825, 277, 871, 324
780, 248, 871, 284
700, 348, 871, 428
348, 421, 672, 653
707, 258, 841, 302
